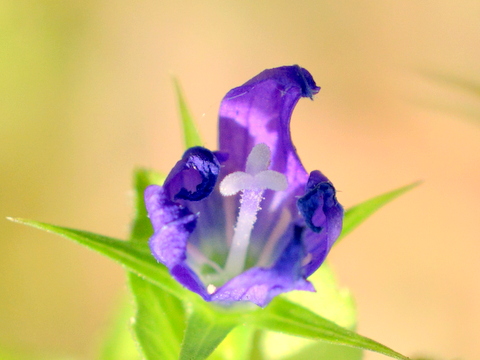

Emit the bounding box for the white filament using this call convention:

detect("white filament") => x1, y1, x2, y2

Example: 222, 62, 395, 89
220, 143, 288, 278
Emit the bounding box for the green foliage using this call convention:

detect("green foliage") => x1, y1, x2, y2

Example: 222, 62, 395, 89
129, 274, 185, 360
278, 341, 363, 360
7, 218, 186, 300
128, 165, 188, 360
179, 302, 239, 360
174, 78, 203, 148
130, 168, 165, 243
212, 326, 264, 360
251, 298, 408, 360
262, 263, 357, 359
338, 181, 421, 243
7, 172, 414, 360
8, 169, 416, 360
285, 263, 357, 329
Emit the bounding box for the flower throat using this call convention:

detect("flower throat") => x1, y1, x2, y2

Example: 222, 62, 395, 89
219, 143, 288, 278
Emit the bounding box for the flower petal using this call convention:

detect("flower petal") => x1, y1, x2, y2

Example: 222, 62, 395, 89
170, 263, 211, 300
219, 65, 320, 198
218, 65, 321, 256
160, 146, 229, 260
297, 170, 344, 277
211, 226, 314, 307
145, 185, 196, 268
145, 185, 211, 300
163, 146, 221, 201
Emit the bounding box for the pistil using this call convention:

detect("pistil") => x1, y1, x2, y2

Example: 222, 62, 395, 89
220, 143, 287, 278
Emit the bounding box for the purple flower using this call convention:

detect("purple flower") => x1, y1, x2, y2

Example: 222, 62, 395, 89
145, 65, 343, 307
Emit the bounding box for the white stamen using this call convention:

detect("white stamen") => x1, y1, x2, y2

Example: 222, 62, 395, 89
256, 208, 292, 267
219, 172, 254, 196
245, 143, 271, 175
186, 243, 224, 275
220, 143, 288, 278
253, 170, 288, 191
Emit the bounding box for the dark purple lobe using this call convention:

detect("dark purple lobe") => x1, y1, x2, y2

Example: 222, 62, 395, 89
297, 170, 344, 277
164, 146, 221, 202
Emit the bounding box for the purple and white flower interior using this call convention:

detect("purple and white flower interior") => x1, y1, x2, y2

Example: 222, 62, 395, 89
145, 65, 343, 307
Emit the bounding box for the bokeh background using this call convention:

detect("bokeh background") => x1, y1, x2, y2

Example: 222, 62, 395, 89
1, 1, 479, 359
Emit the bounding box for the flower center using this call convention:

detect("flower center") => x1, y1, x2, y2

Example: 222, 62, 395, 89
219, 143, 288, 278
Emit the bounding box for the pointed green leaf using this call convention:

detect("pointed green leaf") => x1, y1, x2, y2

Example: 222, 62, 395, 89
285, 263, 357, 329
263, 263, 357, 359
128, 168, 189, 360
338, 181, 421, 243
246, 330, 266, 360
251, 297, 409, 360
174, 78, 203, 148
129, 273, 186, 360
278, 341, 363, 360
8, 218, 186, 299
212, 326, 264, 360
179, 302, 240, 360
130, 168, 165, 243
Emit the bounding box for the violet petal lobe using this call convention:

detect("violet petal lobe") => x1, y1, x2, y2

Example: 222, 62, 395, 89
211, 226, 314, 307
297, 170, 344, 277
218, 65, 322, 260
144, 185, 194, 267
219, 65, 320, 207
145, 185, 211, 300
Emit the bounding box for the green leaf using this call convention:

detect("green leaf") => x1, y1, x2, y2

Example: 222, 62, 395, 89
262, 263, 358, 359
179, 302, 240, 360
8, 218, 186, 300
130, 168, 165, 243
338, 181, 421, 243
285, 263, 357, 329
174, 78, 203, 148
128, 167, 192, 360
127, 163, 242, 360
278, 341, 363, 360
98, 294, 139, 360
259, 182, 419, 360
211, 326, 264, 360
246, 330, 266, 360
251, 297, 409, 360
129, 273, 186, 360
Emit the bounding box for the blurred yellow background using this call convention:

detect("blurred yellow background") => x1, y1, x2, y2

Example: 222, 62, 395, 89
1, 1, 479, 359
